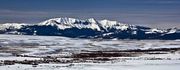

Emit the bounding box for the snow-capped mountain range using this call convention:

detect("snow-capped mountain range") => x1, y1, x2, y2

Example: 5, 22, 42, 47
0, 17, 180, 39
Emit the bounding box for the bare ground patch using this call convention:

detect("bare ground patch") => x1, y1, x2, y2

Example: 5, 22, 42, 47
0, 47, 180, 66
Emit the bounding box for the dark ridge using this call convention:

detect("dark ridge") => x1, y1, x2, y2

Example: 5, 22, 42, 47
84, 47, 180, 53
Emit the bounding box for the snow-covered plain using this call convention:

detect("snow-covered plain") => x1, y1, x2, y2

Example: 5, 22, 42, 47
0, 34, 180, 70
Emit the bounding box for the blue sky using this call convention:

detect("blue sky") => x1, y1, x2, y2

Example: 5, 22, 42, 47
0, 0, 180, 28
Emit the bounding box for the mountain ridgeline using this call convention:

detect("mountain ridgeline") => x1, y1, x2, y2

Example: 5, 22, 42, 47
0, 18, 180, 40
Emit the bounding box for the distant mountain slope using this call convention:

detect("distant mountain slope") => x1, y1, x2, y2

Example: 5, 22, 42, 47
0, 17, 180, 39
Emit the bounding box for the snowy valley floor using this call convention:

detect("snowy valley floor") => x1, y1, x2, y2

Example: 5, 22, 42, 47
0, 34, 180, 70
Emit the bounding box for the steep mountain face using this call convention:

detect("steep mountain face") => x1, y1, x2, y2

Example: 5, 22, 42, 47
0, 17, 179, 39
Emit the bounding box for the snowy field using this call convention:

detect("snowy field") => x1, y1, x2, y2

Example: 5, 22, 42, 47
0, 34, 180, 70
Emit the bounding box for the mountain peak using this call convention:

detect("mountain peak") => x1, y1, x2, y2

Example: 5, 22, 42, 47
39, 17, 78, 25
87, 18, 97, 23
0, 17, 180, 39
